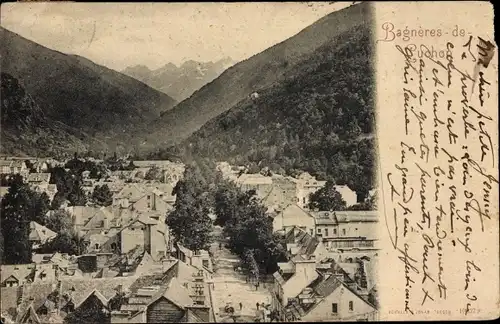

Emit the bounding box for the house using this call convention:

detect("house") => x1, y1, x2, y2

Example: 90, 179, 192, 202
283, 273, 378, 321
113, 184, 146, 208
310, 211, 378, 250
29, 221, 58, 249
273, 255, 378, 322
1, 264, 36, 287
332, 185, 358, 207
295, 172, 326, 209
0, 159, 28, 175
175, 243, 213, 273
132, 188, 175, 213
235, 173, 274, 199
271, 256, 319, 320
272, 204, 316, 234
32, 160, 49, 173
111, 277, 210, 323
32, 263, 57, 283
59, 206, 102, 234
111, 260, 212, 323
31, 183, 58, 201
99, 214, 168, 261
283, 227, 328, 261
26, 173, 51, 185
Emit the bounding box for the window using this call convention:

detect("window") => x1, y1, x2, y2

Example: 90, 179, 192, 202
202, 259, 209, 268
310, 229, 313, 235
325, 229, 329, 237
95, 243, 100, 250
302, 197, 306, 204
349, 301, 354, 311
334, 228, 337, 235
332, 303, 338, 314
317, 228, 322, 233
342, 229, 346, 235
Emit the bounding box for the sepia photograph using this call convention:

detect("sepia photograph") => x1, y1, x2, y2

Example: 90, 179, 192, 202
0, 1, 379, 323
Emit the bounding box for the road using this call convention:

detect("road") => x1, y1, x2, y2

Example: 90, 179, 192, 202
209, 234, 272, 323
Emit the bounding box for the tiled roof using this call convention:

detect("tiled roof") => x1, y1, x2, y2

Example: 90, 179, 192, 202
29, 221, 57, 243
27, 173, 51, 183
334, 211, 378, 222
148, 277, 193, 309
1, 264, 36, 285
59, 276, 138, 308
284, 226, 320, 256
0, 287, 19, 318
17, 281, 57, 318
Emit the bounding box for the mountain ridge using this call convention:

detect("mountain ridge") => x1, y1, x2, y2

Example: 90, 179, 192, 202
121, 57, 236, 102
1, 26, 177, 154
142, 2, 372, 149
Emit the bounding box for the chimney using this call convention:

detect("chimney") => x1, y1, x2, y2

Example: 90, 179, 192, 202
292, 256, 317, 283
144, 224, 152, 255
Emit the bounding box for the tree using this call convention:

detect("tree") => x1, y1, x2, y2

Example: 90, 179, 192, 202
166, 164, 213, 251
0, 175, 34, 264
91, 185, 113, 206
307, 180, 347, 211
214, 180, 287, 275
44, 209, 73, 233
67, 180, 87, 206
39, 229, 84, 255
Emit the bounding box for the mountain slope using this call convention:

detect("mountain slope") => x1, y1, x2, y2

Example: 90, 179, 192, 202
1, 72, 89, 157
122, 57, 236, 101
158, 4, 375, 198
143, 3, 372, 149
0, 27, 177, 153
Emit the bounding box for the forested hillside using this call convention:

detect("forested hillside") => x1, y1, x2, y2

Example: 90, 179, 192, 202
168, 23, 375, 199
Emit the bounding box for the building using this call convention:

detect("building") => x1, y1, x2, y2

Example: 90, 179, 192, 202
295, 172, 358, 209
175, 244, 213, 273
283, 274, 378, 321
0, 159, 28, 175
26, 173, 51, 185
295, 173, 327, 209
272, 256, 378, 322
332, 185, 358, 207
110, 259, 213, 323
29, 221, 58, 250
272, 204, 316, 234
235, 173, 274, 199
310, 211, 378, 250
99, 214, 168, 261
1, 264, 36, 287
271, 256, 319, 320
283, 227, 329, 261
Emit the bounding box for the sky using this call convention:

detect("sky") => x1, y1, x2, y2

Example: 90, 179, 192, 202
1, 2, 350, 71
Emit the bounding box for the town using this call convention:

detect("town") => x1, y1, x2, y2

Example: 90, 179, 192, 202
0, 155, 379, 323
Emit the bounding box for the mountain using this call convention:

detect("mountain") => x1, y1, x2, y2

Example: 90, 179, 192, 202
1, 72, 89, 157
151, 3, 375, 198
121, 57, 236, 101
143, 3, 373, 149
0, 26, 177, 155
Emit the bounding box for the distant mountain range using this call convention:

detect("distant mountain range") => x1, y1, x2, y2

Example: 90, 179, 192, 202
121, 58, 236, 102
0, 26, 177, 156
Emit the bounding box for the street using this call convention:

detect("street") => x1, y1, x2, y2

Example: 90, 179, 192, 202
209, 230, 272, 323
